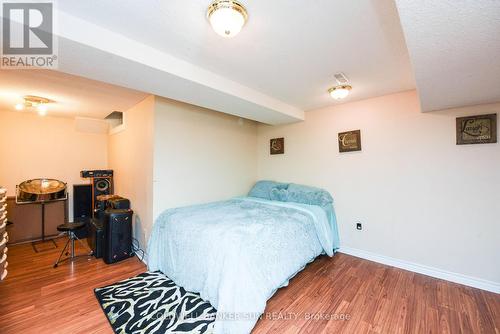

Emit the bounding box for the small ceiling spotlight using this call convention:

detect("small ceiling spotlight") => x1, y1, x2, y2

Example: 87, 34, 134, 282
207, 0, 248, 38
328, 72, 352, 100
14, 95, 53, 115
37, 104, 48, 116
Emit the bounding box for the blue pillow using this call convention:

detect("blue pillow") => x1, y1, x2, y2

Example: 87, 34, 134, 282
284, 183, 333, 207
248, 180, 289, 200
269, 187, 288, 201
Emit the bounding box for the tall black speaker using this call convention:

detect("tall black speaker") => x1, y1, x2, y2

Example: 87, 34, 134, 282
103, 209, 133, 264
73, 184, 92, 220
73, 184, 92, 238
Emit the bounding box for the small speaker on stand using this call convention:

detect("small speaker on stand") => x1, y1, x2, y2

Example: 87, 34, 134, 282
80, 170, 114, 218
92, 177, 113, 215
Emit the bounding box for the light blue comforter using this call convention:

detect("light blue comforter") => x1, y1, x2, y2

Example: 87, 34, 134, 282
147, 197, 335, 334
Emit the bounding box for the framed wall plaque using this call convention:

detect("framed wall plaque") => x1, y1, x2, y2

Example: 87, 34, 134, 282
338, 130, 361, 152
270, 137, 284, 155
456, 114, 497, 145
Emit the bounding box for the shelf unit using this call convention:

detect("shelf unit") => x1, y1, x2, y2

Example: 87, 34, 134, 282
0, 187, 8, 281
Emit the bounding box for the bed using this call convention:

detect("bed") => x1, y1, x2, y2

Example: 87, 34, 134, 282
147, 181, 340, 334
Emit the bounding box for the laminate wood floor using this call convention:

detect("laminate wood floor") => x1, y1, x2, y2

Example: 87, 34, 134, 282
0, 237, 498, 333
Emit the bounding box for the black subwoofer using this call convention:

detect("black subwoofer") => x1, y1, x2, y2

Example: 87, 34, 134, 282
103, 209, 133, 264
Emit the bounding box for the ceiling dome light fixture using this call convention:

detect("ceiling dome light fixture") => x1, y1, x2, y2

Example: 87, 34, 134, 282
328, 85, 352, 100
207, 0, 248, 38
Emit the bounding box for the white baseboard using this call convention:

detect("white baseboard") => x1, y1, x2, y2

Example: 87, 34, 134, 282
339, 246, 500, 294
138, 253, 148, 266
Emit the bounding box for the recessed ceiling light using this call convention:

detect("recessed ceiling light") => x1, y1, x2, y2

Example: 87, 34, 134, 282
207, 0, 248, 38
328, 85, 352, 100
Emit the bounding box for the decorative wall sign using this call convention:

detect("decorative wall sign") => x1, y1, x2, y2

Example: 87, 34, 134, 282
456, 114, 497, 145
338, 130, 361, 152
270, 137, 284, 155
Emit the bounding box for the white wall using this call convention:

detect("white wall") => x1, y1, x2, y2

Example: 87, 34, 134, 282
257, 90, 500, 285
108, 96, 155, 248
0, 111, 108, 220
108, 96, 258, 250
153, 97, 258, 220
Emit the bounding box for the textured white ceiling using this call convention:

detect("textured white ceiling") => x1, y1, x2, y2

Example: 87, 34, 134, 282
4, 1, 497, 122
0, 70, 147, 118
56, 0, 415, 113
396, 0, 500, 111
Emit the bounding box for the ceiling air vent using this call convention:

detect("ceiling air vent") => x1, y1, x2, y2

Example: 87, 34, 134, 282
334, 72, 349, 85
105, 111, 123, 129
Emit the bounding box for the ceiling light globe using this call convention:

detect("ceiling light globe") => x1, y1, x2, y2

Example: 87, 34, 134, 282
329, 85, 352, 100
15, 103, 25, 111
208, 1, 247, 38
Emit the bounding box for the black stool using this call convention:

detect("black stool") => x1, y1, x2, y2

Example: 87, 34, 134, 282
53, 222, 92, 268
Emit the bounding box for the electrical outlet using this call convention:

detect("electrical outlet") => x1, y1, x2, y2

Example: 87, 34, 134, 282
356, 222, 362, 230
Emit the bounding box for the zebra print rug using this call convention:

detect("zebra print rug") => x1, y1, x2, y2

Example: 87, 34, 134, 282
94, 271, 216, 334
